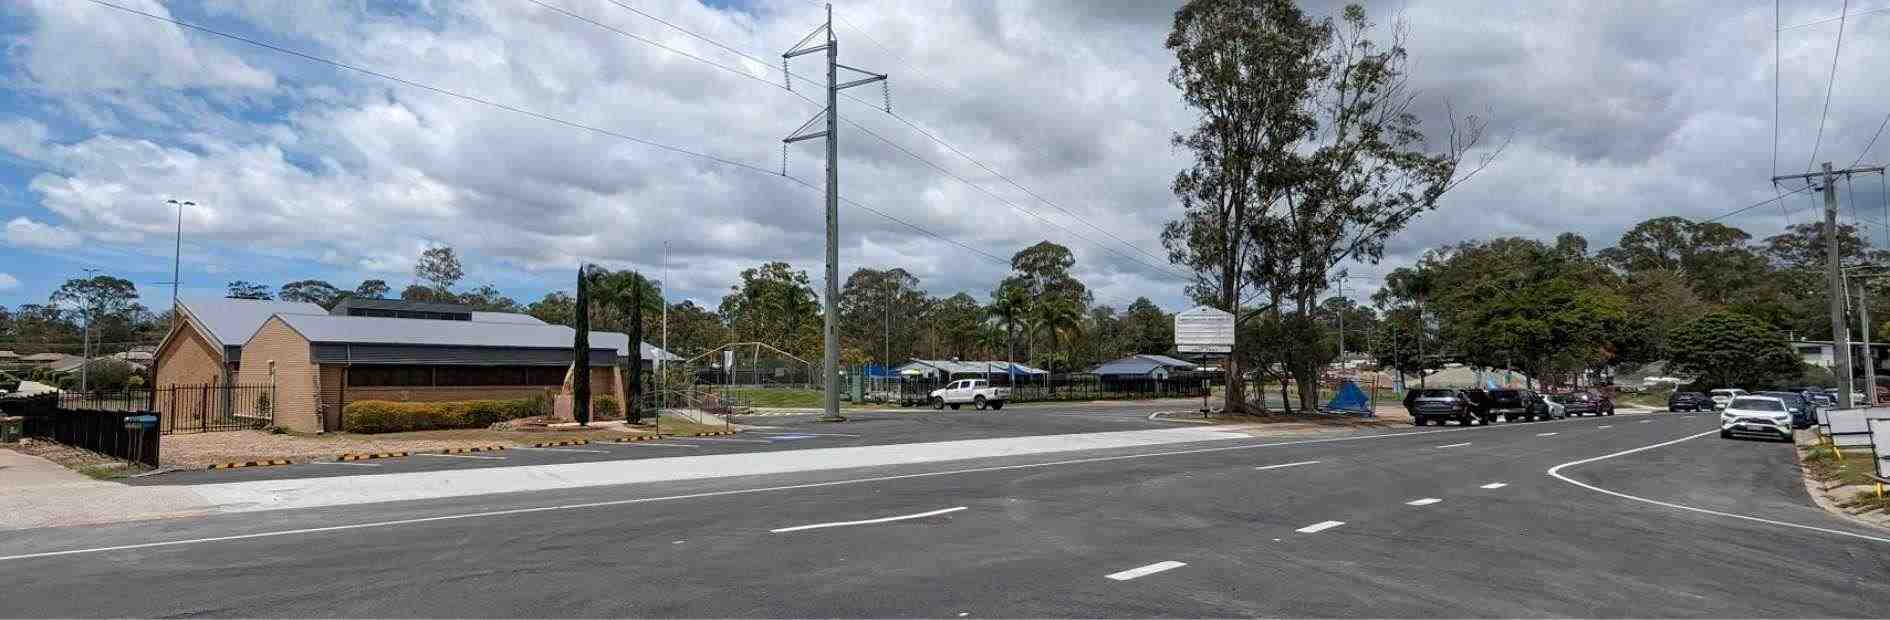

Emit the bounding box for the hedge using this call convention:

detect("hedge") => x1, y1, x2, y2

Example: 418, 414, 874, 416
342, 398, 540, 433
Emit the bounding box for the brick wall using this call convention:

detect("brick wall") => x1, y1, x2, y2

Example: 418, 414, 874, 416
235, 317, 320, 433
154, 320, 224, 388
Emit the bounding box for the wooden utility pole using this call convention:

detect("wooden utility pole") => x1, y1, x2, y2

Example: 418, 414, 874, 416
1774, 162, 1886, 408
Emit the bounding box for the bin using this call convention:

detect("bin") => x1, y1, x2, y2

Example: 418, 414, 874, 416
0, 416, 20, 443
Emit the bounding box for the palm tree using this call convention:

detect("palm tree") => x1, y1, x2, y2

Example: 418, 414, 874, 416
975, 322, 1007, 359
985, 286, 1029, 366
1031, 299, 1085, 373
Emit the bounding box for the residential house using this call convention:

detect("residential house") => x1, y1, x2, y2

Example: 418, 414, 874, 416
1087, 354, 1198, 380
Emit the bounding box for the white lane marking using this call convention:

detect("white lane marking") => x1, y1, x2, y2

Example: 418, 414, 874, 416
754, 432, 860, 437
0, 424, 1532, 562
1436, 442, 1472, 448
1597, 425, 1612, 429
1480, 483, 1508, 489
1536, 432, 1559, 437
1547, 430, 1890, 545
508, 447, 608, 454
1296, 520, 1346, 533
604, 442, 701, 448
414, 453, 506, 460
306, 461, 381, 468
769, 506, 967, 533
1640, 420, 1653, 424
1104, 561, 1187, 581
1254, 460, 1321, 471
1405, 498, 1442, 506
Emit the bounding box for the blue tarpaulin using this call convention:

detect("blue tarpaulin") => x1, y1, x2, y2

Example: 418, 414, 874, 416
1326, 379, 1372, 415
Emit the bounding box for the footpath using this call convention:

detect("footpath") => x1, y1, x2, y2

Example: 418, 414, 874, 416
2, 425, 1262, 529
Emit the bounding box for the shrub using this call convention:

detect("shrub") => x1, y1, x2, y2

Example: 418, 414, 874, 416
342, 398, 541, 433
594, 395, 620, 418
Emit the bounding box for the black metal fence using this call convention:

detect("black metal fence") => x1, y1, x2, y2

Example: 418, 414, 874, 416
30, 384, 275, 434
1, 394, 160, 466
891, 374, 1210, 406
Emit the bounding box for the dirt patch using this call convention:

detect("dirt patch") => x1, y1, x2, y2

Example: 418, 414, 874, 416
1794, 438, 1890, 531
161, 424, 660, 468
9, 437, 150, 479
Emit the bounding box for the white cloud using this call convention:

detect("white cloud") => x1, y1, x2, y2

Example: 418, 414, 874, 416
17, 0, 274, 93
0, 273, 19, 291
4, 217, 82, 250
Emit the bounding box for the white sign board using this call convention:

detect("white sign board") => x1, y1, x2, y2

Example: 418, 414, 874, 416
1869, 418, 1890, 480
1829, 408, 1879, 447
1174, 306, 1235, 354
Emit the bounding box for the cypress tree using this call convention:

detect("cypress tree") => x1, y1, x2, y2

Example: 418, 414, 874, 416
573, 265, 592, 426
628, 272, 645, 424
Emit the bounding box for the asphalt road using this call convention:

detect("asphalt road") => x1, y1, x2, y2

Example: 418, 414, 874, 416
133, 401, 1193, 485
5, 411, 1887, 617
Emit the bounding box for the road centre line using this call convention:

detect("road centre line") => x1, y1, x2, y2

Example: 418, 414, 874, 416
1405, 498, 1442, 506
1547, 430, 1890, 545
0, 418, 1616, 563
1436, 442, 1472, 448
413, 453, 506, 460
1296, 521, 1346, 533
769, 506, 967, 533
1537, 432, 1559, 437
1480, 483, 1508, 489
1640, 420, 1654, 423
1597, 425, 1612, 429
508, 447, 608, 454
1254, 460, 1321, 471
1105, 561, 1187, 581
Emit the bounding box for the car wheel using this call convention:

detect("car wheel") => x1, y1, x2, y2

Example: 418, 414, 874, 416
949, 403, 961, 410
1413, 416, 1426, 426
989, 401, 1004, 411
1720, 429, 1732, 439
931, 397, 945, 410
1605, 408, 1615, 416
974, 395, 988, 411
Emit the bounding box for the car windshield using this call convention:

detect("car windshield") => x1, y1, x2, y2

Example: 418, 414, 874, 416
1729, 398, 1785, 411
1547, 394, 1571, 402
1490, 390, 1521, 398
1416, 390, 1456, 398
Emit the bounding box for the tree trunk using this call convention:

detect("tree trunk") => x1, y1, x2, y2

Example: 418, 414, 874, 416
1222, 266, 1247, 415
1293, 298, 1321, 412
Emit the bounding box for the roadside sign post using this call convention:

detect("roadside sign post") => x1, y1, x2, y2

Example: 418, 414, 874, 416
1176, 306, 1235, 417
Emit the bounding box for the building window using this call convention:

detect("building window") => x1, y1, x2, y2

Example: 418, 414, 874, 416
347, 365, 566, 387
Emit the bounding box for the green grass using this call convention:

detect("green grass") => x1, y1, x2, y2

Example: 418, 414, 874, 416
1801, 446, 1881, 487
75, 463, 141, 480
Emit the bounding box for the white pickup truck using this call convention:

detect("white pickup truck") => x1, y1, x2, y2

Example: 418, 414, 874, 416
929, 379, 1009, 410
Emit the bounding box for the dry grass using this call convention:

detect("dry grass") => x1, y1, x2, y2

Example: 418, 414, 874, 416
10, 437, 149, 478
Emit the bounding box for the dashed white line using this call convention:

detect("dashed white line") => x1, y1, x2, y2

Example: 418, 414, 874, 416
1436, 442, 1472, 448
1480, 483, 1508, 489
1105, 560, 1187, 581
1405, 498, 1442, 506
1597, 425, 1612, 429
1640, 420, 1653, 424
770, 506, 967, 533
1536, 432, 1559, 437
414, 453, 506, 460
1254, 460, 1321, 471
1296, 520, 1346, 533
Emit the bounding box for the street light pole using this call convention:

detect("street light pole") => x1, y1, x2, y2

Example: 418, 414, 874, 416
165, 200, 193, 308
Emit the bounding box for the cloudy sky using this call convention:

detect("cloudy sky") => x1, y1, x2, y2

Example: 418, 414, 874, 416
0, 0, 1885, 315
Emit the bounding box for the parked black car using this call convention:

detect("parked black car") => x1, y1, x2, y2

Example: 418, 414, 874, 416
1476, 388, 1543, 422
1404, 388, 1493, 426
1755, 391, 1815, 428
1668, 391, 1711, 412
1790, 387, 1836, 408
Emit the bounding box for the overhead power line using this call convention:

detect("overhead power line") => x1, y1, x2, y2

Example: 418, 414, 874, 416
1702, 184, 1819, 223
565, 1, 1189, 281
1780, 4, 1890, 30
1806, 0, 1851, 172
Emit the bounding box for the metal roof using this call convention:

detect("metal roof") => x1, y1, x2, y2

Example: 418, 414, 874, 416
897, 359, 1047, 376
271, 314, 678, 361
469, 312, 547, 325
180, 297, 327, 348
1087, 354, 1198, 376
329, 297, 477, 315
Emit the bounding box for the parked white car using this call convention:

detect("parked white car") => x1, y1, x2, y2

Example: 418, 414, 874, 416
1720, 395, 1794, 442
1707, 388, 1748, 410
1537, 393, 1566, 420
929, 379, 1009, 411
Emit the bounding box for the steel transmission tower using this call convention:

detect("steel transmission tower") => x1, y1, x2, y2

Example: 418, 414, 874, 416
783, 4, 887, 422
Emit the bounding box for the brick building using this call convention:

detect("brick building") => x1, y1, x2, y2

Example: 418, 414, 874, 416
154, 297, 672, 433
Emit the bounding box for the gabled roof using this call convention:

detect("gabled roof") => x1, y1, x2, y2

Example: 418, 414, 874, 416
1088, 354, 1199, 376
470, 312, 547, 325
269, 314, 676, 361
177, 297, 327, 350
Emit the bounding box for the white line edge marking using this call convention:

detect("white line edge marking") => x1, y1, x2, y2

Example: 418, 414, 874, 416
1405, 498, 1442, 506
508, 447, 608, 454
1546, 430, 1890, 545
1640, 420, 1653, 423
413, 453, 506, 460
1254, 460, 1321, 470
1480, 482, 1507, 489
1296, 520, 1345, 533
1536, 432, 1559, 437
1436, 442, 1472, 448
1105, 560, 1187, 581
769, 506, 967, 533
0, 419, 1593, 563
1597, 425, 1612, 429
